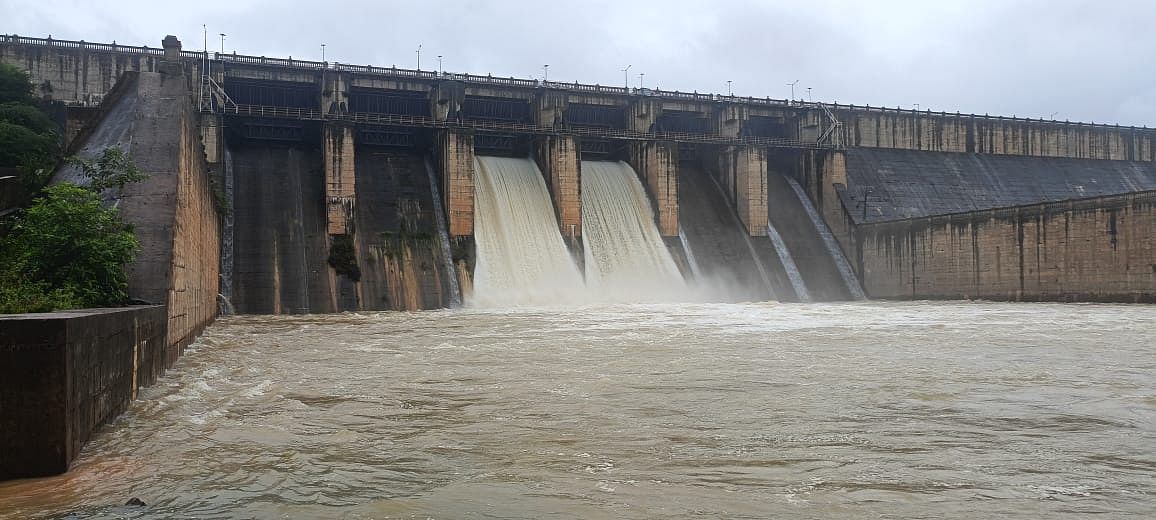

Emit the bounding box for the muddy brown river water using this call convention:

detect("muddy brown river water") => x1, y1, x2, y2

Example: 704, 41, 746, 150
1, 301, 1153, 519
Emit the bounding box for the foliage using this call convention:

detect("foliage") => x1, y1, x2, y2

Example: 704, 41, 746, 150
327, 234, 362, 282
0, 121, 57, 189
68, 146, 147, 192
0, 184, 139, 312
0, 102, 58, 135
0, 63, 35, 105
0, 66, 60, 196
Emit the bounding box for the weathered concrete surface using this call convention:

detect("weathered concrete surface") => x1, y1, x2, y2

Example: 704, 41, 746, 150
628, 141, 679, 236
855, 191, 1156, 302
57, 67, 220, 359
842, 148, 1156, 223
765, 169, 855, 301
323, 124, 357, 235
0, 40, 162, 106
436, 130, 475, 238
716, 145, 769, 236
534, 136, 582, 240
678, 162, 787, 301
351, 150, 454, 311
802, 109, 1156, 161
231, 143, 335, 314
0, 306, 167, 480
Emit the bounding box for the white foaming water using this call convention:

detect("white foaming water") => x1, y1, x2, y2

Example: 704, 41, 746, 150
766, 221, 811, 302
471, 156, 585, 306
581, 161, 688, 301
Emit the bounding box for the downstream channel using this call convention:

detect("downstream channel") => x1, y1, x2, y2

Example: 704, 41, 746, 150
0, 302, 1153, 518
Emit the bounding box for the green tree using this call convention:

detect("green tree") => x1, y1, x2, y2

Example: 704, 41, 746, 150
68, 147, 147, 192
0, 63, 35, 105
0, 183, 139, 311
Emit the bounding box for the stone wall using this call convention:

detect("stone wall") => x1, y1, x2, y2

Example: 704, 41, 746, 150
856, 192, 1156, 302
0, 306, 167, 480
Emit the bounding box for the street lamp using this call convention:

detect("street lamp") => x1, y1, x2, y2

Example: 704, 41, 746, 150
787, 79, 799, 101
437, 55, 443, 74
321, 43, 326, 62
807, 87, 812, 102
727, 80, 733, 96
416, 44, 421, 70
543, 64, 549, 82
219, 33, 225, 54
639, 72, 644, 90
623, 64, 631, 88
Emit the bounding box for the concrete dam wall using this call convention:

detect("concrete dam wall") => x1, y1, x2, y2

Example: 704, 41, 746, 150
4, 34, 1155, 305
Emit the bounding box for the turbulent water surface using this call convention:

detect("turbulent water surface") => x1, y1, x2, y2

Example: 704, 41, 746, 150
1, 302, 1154, 519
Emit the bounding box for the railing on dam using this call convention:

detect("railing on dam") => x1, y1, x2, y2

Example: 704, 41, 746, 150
217, 104, 833, 149
4, 34, 1150, 132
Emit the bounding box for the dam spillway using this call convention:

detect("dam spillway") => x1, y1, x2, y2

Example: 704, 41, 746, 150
472, 156, 585, 306
4, 34, 1151, 308
580, 161, 688, 302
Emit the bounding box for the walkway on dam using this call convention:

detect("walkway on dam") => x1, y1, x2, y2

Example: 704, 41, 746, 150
209, 104, 835, 150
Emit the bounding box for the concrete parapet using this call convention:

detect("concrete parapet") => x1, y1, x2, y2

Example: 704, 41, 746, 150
0, 306, 168, 480
628, 141, 679, 236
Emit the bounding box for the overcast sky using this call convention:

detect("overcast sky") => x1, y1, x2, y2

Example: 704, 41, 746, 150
4, 0, 1153, 126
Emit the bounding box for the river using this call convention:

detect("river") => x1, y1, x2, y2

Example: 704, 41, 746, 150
1, 301, 1153, 519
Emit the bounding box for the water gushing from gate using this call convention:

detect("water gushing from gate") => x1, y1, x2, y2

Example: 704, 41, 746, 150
471, 156, 585, 306
580, 160, 687, 301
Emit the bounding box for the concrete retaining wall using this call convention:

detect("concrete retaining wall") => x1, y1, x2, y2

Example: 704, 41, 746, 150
856, 192, 1156, 302
0, 306, 167, 480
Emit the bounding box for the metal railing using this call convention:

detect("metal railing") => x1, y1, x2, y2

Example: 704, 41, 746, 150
5, 34, 1151, 131
215, 104, 834, 149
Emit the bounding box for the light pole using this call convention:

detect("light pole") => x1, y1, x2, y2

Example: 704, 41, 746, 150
219, 33, 225, 54
639, 72, 644, 90
437, 55, 443, 74
321, 43, 326, 62
416, 44, 421, 70
914, 103, 920, 110
727, 80, 733, 96
787, 79, 799, 101
543, 64, 549, 82
807, 87, 812, 102
623, 64, 631, 88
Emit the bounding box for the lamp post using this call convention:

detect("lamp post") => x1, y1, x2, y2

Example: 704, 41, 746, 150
543, 64, 549, 82
437, 55, 443, 74
416, 44, 421, 70
727, 80, 733, 96
623, 64, 631, 88
807, 87, 812, 102
787, 79, 799, 101
321, 43, 326, 62
219, 33, 225, 54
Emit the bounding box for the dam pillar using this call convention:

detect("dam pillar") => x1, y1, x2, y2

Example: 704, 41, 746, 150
200, 113, 223, 164
321, 71, 350, 115
628, 98, 661, 133
432, 81, 466, 122
436, 130, 475, 237
628, 141, 679, 237
534, 135, 581, 245
534, 90, 568, 128
323, 124, 356, 235
717, 145, 769, 236
715, 102, 748, 138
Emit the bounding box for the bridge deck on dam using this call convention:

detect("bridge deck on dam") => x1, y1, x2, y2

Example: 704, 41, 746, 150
841, 148, 1156, 223
211, 104, 833, 150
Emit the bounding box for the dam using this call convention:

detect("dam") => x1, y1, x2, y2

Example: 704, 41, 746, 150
1, 32, 1156, 518
2, 34, 1153, 310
